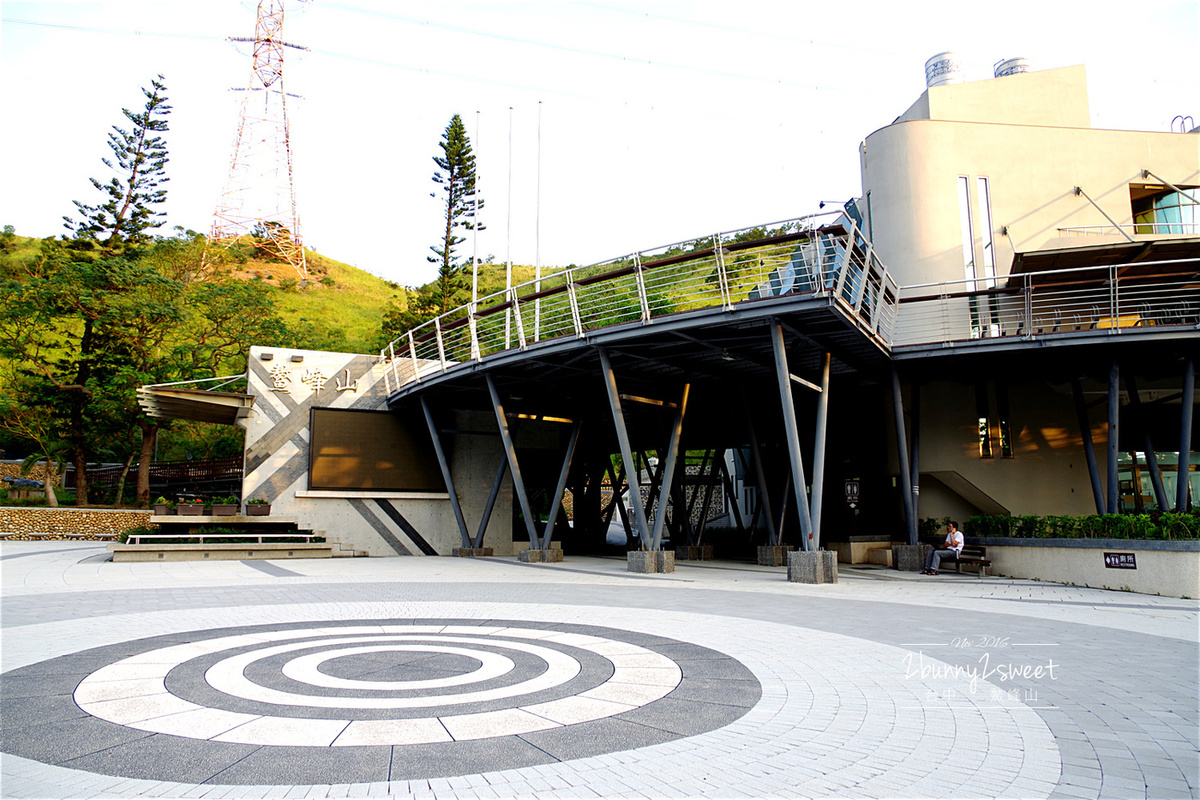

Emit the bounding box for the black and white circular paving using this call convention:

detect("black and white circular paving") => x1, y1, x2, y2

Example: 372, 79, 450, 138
0, 619, 760, 784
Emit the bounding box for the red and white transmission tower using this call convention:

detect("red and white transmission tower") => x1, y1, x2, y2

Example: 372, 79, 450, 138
210, 0, 308, 279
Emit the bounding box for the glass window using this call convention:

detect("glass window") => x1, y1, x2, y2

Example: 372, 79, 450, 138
958, 176, 975, 282
976, 177, 995, 285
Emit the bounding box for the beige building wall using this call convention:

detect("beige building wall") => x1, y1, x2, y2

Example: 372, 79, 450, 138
861, 66, 1200, 287
904, 379, 1105, 520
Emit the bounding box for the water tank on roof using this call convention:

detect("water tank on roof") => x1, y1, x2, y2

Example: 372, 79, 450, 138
925, 52, 964, 88
994, 57, 1032, 77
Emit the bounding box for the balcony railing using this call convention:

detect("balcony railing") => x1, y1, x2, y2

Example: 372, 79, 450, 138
380, 213, 899, 393
893, 258, 1200, 349
1058, 222, 1199, 237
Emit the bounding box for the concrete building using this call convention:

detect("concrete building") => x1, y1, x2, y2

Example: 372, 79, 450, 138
140, 58, 1197, 559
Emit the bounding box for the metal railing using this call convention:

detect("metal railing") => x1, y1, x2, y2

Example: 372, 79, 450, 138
381, 213, 899, 393
1058, 222, 1199, 237
893, 259, 1200, 348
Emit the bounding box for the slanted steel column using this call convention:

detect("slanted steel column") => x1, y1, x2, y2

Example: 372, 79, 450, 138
1072, 377, 1106, 515
909, 381, 921, 528
420, 397, 471, 549
541, 421, 582, 549
743, 405, 778, 545
890, 366, 917, 545
598, 349, 652, 548
650, 384, 689, 551
719, 458, 746, 534
771, 323, 813, 549
810, 351, 832, 548
474, 457, 509, 548
606, 462, 634, 544
1107, 359, 1120, 514
485, 375, 540, 548
695, 448, 724, 544
1178, 357, 1195, 512
1125, 375, 1168, 511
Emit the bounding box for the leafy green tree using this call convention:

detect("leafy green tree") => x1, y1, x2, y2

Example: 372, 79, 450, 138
428, 114, 483, 315
63, 76, 171, 253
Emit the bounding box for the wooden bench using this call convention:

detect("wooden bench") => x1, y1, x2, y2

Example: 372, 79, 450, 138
944, 545, 991, 577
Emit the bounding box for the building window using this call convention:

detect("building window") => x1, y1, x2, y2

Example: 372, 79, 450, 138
996, 382, 1013, 458
957, 176, 975, 282
1131, 186, 1198, 235
976, 178, 995, 285
975, 382, 992, 459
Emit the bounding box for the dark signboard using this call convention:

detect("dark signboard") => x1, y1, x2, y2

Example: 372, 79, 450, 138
1103, 552, 1137, 570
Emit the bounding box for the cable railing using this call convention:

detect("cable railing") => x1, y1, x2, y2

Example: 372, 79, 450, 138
892, 258, 1200, 348
1058, 222, 1199, 237
380, 212, 899, 393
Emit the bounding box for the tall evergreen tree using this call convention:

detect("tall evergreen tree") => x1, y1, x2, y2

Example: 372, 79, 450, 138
428, 114, 483, 314
64, 75, 171, 252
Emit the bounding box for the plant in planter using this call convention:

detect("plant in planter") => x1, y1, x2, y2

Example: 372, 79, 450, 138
245, 497, 272, 516
178, 498, 205, 516
153, 496, 176, 516
211, 495, 239, 516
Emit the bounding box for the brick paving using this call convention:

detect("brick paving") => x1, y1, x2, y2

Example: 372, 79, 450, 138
1, 541, 1197, 799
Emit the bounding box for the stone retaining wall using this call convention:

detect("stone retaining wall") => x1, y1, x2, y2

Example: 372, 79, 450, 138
0, 460, 62, 485
0, 507, 153, 540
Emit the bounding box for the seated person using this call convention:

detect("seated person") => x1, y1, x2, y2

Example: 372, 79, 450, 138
922, 521, 964, 575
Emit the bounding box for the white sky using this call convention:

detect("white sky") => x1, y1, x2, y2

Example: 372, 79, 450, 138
2, 1, 1197, 287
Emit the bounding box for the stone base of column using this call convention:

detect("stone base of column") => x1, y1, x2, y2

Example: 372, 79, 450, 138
757, 545, 795, 567
787, 550, 838, 583
518, 549, 564, 563
628, 551, 675, 573
451, 547, 494, 557
675, 545, 714, 561
892, 544, 930, 572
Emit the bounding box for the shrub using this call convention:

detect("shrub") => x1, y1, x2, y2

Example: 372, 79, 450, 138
964, 511, 1199, 540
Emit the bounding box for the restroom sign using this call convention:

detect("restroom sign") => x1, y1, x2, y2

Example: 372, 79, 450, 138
1103, 552, 1136, 570
844, 480, 860, 508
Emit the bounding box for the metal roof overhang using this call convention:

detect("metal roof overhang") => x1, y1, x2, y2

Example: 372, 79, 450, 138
1009, 237, 1200, 287
136, 386, 255, 425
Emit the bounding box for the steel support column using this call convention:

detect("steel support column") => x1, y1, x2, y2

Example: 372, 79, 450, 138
1178, 357, 1195, 512
473, 457, 509, 548
770, 323, 814, 550
1072, 377, 1106, 515
743, 403, 778, 545
719, 459, 746, 534
485, 375, 540, 548
1125, 376, 1168, 511
909, 381, 921, 529
541, 422, 582, 549
650, 384, 689, 551
810, 351, 831, 548
890, 366, 917, 545
420, 397, 471, 549
1107, 359, 1120, 514
598, 349, 652, 548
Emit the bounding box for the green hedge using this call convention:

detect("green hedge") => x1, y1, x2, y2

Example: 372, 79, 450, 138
955, 512, 1199, 540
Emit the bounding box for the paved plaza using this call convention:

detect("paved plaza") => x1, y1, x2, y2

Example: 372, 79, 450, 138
1, 542, 1197, 799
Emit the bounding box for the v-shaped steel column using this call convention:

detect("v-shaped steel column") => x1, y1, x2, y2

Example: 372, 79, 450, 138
599, 349, 652, 548
770, 323, 814, 550
540, 421, 582, 549
486, 375, 540, 548
420, 397, 471, 549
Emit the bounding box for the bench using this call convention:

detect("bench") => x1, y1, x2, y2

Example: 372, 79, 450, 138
944, 545, 991, 577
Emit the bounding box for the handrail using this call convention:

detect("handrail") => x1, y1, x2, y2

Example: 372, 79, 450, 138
893, 258, 1200, 348
382, 212, 898, 389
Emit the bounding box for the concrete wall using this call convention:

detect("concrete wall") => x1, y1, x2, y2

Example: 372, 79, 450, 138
971, 537, 1200, 599
901, 379, 1105, 519
861, 68, 1199, 287
240, 346, 512, 556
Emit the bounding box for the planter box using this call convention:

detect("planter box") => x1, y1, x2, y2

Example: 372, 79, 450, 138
153, 504, 175, 516
178, 504, 205, 516
210, 504, 238, 516
245, 504, 271, 516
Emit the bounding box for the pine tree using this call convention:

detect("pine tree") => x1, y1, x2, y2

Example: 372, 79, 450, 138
428, 114, 483, 315
64, 75, 171, 253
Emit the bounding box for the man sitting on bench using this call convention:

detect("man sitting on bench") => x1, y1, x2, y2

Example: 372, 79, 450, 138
922, 521, 964, 575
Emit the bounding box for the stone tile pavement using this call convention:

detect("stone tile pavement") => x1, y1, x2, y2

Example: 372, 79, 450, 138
1, 541, 1197, 799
